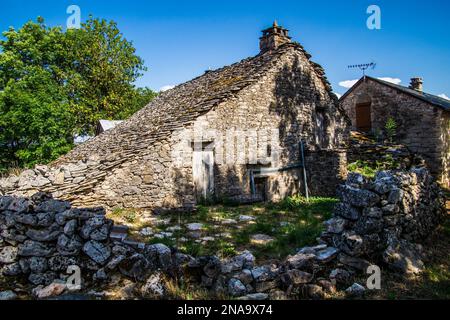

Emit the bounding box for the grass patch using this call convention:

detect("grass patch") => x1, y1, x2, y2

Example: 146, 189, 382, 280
113, 196, 337, 263
348, 154, 400, 178
157, 196, 337, 261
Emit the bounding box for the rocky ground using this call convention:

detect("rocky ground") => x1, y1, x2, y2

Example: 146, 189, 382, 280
109, 197, 337, 263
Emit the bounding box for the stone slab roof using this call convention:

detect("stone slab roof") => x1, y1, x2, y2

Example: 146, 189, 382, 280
340, 76, 450, 112
53, 43, 334, 167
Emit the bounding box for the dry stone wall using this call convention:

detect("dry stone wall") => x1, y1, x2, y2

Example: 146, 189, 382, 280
0, 167, 445, 300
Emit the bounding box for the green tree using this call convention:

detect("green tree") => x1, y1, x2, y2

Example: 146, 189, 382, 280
63, 18, 148, 133
0, 17, 155, 171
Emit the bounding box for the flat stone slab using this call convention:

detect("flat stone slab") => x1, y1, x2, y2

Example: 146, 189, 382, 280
315, 247, 338, 262
201, 236, 215, 242
154, 232, 173, 239
239, 215, 256, 222
186, 223, 203, 231
250, 234, 275, 245
221, 219, 237, 225
166, 226, 182, 232
139, 227, 154, 237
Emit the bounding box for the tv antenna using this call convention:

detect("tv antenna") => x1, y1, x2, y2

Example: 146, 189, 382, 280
348, 62, 376, 76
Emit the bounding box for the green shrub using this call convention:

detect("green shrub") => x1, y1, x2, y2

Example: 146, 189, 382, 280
385, 117, 397, 143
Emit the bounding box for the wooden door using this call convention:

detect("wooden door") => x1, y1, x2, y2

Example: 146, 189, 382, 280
193, 150, 214, 200
356, 102, 372, 132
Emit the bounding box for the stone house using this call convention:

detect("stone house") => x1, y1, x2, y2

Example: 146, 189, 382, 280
0, 22, 350, 211
340, 76, 450, 187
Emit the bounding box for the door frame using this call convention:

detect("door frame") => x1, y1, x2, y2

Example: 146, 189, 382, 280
192, 141, 215, 200
355, 102, 372, 132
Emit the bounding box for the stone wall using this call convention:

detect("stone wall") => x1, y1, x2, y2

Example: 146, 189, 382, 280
0, 167, 445, 300
0, 192, 182, 291
340, 78, 450, 187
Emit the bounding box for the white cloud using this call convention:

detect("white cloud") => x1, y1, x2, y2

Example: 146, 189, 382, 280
438, 93, 450, 100
339, 79, 359, 89
339, 77, 402, 89
378, 77, 402, 85
159, 85, 175, 92
334, 92, 342, 99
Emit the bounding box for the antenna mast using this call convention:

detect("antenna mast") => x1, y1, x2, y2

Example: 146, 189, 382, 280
348, 62, 376, 76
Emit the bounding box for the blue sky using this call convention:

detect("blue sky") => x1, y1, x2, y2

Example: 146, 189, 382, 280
1, 0, 449, 98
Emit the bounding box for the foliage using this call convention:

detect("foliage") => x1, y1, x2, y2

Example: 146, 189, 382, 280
385, 117, 397, 143
348, 154, 400, 178
0, 17, 155, 171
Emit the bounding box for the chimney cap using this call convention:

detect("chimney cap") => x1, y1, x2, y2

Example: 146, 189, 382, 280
260, 21, 291, 53
409, 77, 424, 92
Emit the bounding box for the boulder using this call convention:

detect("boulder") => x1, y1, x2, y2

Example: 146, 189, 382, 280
18, 241, 53, 257
48, 256, 79, 272
286, 253, 316, 270
7, 197, 32, 213
36, 212, 55, 227
282, 269, 313, 286
251, 265, 277, 282
0, 246, 18, 264
324, 218, 347, 234
228, 278, 247, 297
29, 257, 48, 273
35, 200, 70, 213
329, 268, 352, 286
33, 282, 67, 299
14, 214, 37, 226
28, 271, 57, 286
338, 254, 371, 271
353, 217, 383, 234
333, 203, 360, 221
306, 284, 325, 299
141, 273, 165, 298
119, 253, 152, 281
383, 239, 424, 275
82, 241, 111, 265
57, 234, 83, 256
0, 290, 18, 301
338, 232, 364, 257
345, 283, 366, 297
145, 243, 172, 269
2, 262, 22, 276
337, 185, 380, 207
0, 196, 14, 210
315, 247, 338, 263
63, 220, 77, 236
26, 228, 61, 242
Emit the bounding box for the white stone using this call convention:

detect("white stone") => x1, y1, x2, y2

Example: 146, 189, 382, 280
186, 223, 203, 231
33, 282, 67, 299
239, 215, 256, 222
250, 234, 274, 245
139, 227, 154, 237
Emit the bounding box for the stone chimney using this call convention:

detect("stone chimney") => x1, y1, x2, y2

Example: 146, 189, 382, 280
259, 21, 291, 53
409, 77, 423, 92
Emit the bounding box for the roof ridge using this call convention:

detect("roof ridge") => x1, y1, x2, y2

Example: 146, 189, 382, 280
364, 76, 450, 111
